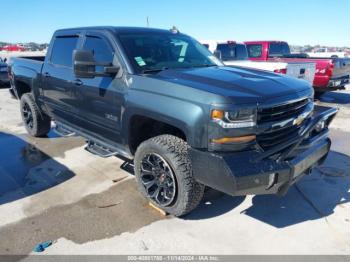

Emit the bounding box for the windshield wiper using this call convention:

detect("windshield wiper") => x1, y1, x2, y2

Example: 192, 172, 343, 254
191, 64, 217, 68
141, 67, 169, 74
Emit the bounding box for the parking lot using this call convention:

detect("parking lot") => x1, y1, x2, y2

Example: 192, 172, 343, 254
0, 85, 349, 255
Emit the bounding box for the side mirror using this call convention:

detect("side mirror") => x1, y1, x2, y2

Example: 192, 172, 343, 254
213, 50, 222, 60
73, 49, 96, 78
73, 49, 122, 78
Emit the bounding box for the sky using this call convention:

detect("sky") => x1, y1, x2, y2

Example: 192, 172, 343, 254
1, 0, 350, 46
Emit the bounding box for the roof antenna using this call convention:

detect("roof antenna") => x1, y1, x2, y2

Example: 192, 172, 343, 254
146, 16, 150, 27
170, 26, 179, 34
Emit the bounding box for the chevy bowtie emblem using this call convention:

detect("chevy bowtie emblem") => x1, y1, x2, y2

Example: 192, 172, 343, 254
293, 113, 307, 126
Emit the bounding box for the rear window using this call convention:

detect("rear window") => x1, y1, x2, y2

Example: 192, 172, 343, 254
50, 36, 79, 67
268, 42, 291, 57
216, 43, 248, 61
247, 44, 262, 58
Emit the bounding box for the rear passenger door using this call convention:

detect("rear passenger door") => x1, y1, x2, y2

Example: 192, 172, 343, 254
42, 34, 81, 124
74, 33, 126, 144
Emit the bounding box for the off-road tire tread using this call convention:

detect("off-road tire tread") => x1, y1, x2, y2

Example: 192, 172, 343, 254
135, 135, 205, 216
20, 93, 51, 137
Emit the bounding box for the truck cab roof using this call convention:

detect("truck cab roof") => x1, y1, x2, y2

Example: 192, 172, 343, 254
54, 26, 180, 36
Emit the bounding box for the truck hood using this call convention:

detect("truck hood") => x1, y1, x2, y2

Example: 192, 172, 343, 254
150, 66, 311, 103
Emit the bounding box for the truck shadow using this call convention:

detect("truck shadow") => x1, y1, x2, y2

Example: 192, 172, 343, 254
0, 131, 75, 205
184, 189, 245, 220
240, 150, 350, 228
317, 90, 350, 105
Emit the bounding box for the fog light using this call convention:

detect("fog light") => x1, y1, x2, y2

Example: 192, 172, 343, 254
266, 173, 277, 190
315, 120, 326, 133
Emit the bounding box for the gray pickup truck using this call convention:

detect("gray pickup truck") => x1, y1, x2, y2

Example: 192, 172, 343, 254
9, 27, 337, 216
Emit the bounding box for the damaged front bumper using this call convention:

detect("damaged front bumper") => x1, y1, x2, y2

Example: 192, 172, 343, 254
189, 105, 338, 196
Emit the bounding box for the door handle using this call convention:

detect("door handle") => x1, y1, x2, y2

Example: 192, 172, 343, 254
72, 79, 83, 86
43, 72, 50, 78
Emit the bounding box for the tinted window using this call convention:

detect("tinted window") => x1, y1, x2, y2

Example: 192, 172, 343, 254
118, 32, 222, 73
247, 44, 262, 58
216, 43, 248, 61
50, 36, 79, 67
269, 42, 291, 57
83, 36, 113, 63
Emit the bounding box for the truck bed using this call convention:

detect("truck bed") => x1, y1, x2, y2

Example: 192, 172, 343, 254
9, 56, 44, 73
279, 55, 350, 79
331, 58, 350, 78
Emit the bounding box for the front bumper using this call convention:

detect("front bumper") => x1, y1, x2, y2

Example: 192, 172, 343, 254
189, 106, 337, 196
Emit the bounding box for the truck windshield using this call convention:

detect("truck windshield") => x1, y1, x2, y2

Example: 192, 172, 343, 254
268, 42, 291, 57
117, 32, 222, 73
216, 43, 248, 61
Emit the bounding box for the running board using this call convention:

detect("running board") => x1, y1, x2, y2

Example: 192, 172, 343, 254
85, 141, 118, 158
54, 125, 76, 137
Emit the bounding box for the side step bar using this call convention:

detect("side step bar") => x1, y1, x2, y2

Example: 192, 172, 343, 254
54, 125, 76, 137
85, 141, 118, 158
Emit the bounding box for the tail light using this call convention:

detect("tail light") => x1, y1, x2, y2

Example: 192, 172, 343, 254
274, 68, 287, 74
325, 63, 334, 77
315, 63, 334, 76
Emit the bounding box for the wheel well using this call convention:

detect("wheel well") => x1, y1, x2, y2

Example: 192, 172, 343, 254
129, 115, 186, 154
15, 81, 31, 98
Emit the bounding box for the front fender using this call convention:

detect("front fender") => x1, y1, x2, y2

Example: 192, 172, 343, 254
123, 88, 209, 149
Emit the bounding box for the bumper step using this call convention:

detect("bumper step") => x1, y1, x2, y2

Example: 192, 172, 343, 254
54, 124, 76, 137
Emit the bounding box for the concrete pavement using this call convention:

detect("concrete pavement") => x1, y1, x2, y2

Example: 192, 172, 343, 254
0, 86, 349, 255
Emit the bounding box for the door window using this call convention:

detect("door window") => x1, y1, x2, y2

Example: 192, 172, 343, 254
50, 36, 79, 67
83, 36, 114, 73
83, 36, 113, 63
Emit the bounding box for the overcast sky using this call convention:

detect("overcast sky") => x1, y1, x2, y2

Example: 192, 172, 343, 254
1, 0, 349, 46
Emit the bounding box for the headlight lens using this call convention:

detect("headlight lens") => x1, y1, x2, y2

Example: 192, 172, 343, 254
211, 108, 257, 128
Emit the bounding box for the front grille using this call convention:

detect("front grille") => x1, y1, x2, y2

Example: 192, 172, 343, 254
258, 98, 309, 124
257, 124, 301, 150
257, 97, 310, 151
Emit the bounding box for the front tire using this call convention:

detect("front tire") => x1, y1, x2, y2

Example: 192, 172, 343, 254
134, 135, 205, 216
20, 93, 51, 137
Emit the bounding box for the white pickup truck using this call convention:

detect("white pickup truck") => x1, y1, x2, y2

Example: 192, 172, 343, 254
307, 47, 349, 58
203, 41, 316, 84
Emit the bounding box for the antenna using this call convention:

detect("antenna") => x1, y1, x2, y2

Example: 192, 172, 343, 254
146, 16, 150, 27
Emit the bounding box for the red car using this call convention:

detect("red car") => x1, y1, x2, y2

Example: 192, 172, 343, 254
244, 41, 350, 93
0, 45, 25, 52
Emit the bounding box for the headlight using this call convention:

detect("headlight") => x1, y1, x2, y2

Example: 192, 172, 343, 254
211, 108, 257, 128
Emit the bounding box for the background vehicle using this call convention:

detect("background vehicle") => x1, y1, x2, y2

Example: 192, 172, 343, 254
307, 47, 349, 58
206, 41, 315, 84
245, 41, 350, 93
9, 27, 337, 216
0, 44, 25, 52
0, 59, 9, 86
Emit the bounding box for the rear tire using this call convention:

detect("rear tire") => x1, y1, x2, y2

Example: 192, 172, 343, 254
134, 135, 205, 216
20, 93, 51, 137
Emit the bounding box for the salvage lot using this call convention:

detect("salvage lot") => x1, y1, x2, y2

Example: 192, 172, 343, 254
0, 86, 349, 254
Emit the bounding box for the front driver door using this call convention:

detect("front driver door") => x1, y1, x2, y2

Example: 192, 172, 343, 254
74, 33, 126, 145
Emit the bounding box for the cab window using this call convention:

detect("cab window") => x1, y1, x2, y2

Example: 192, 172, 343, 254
83, 36, 113, 63
247, 44, 262, 58
50, 36, 79, 67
